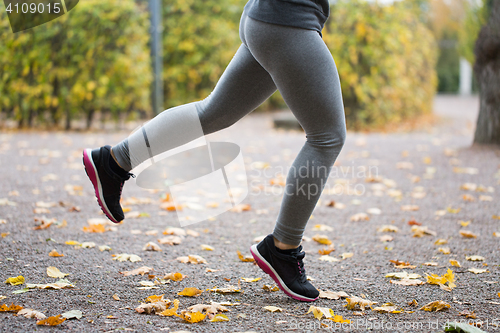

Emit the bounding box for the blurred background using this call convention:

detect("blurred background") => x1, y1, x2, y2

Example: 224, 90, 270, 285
0, 0, 496, 136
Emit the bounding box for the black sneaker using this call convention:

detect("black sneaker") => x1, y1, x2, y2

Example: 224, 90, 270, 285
82, 145, 133, 223
250, 234, 319, 301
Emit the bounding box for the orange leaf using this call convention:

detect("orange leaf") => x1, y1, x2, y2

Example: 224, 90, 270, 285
37, 314, 66, 326
408, 220, 421, 226
0, 303, 23, 312
49, 249, 64, 257
179, 311, 206, 323
83, 224, 106, 233
158, 299, 180, 317
163, 272, 186, 281
145, 295, 164, 303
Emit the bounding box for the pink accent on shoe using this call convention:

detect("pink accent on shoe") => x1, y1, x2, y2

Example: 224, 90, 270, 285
250, 245, 318, 302
83, 149, 120, 224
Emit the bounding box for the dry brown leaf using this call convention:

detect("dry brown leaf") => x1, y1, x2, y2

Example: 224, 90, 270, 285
390, 279, 425, 286
176, 255, 207, 264
157, 236, 182, 245
263, 306, 282, 312
36, 315, 66, 326
318, 290, 349, 300
419, 300, 450, 312
163, 272, 187, 281
120, 266, 153, 277
112, 294, 120, 301
143, 242, 162, 251
135, 300, 168, 314
350, 213, 369, 222
188, 302, 229, 319
17, 309, 46, 320
411, 225, 437, 237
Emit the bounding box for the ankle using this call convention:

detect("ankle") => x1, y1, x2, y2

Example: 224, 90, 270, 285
273, 236, 298, 251
110, 148, 124, 170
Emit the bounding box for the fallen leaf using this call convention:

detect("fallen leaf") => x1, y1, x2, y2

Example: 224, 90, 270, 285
5, 276, 25, 286
82, 224, 106, 233
157, 299, 180, 317
312, 234, 332, 245
439, 247, 451, 254
468, 268, 488, 274
318, 290, 349, 300
200, 244, 214, 251
26, 279, 74, 290
263, 306, 282, 312
319, 255, 340, 262
466, 255, 485, 261
208, 285, 241, 293
80, 242, 96, 249
135, 300, 168, 314
143, 242, 162, 251
435, 239, 448, 245
61, 310, 83, 320
385, 272, 421, 279
176, 255, 207, 264
420, 300, 450, 312
401, 205, 419, 211
36, 314, 66, 326
49, 250, 64, 257
188, 302, 230, 319
210, 314, 229, 322
379, 235, 394, 242
163, 272, 187, 281
113, 254, 142, 262
229, 204, 251, 213
350, 213, 369, 222
47, 267, 69, 278
178, 310, 206, 323
341, 253, 353, 259
17, 309, 46, 320
307, 305, 333, 320
345, 296, 376, 311
241, 277, 262, 283
390, 279, 425, 286
318, 245, 335, 255
450, 260, 461, 267
426, 268, 456, 291
312, 224, 334, 232
178, 287, 203, 297
236, 251, 254, 262
112, 294, 120, 301
377, 225, 399, 233
162, 227, 186, 236
372, 303, 399, 313
460, 230, 477, 238
99, 245, 111, 252
262, 284, 279, 292
0, 303, 23, 312
411, 226, 437, 237
120, 267, 153, 277
65, 240, 80, 246
157, 236, 182, 245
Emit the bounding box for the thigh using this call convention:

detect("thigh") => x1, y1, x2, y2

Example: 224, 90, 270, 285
244, 19, 346, 140
197, 44, 277, 134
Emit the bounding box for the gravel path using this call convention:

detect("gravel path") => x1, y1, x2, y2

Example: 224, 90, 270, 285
0, 95, 499, 332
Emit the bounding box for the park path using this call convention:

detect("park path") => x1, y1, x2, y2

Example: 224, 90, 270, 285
0, 95, 499, 332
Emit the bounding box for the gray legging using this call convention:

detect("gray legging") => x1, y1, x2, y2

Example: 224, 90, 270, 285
112, 13, 346, 246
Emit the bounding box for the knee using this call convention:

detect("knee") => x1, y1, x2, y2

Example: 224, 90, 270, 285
308, 125, 346, 152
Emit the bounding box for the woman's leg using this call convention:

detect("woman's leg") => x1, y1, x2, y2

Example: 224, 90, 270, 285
111, 43, 277, 171
243, 17, 346, 247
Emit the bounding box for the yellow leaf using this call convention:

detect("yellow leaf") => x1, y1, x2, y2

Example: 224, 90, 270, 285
179, 310, 206, 323
434, 239, 447, 245
341, 252, 353, 259
201, 244, 214, 251
439, 247, 451, 254
49, 250, 64, 257
47, 267, 69, 279
145, 295, 164, 303
449, 260, 461, 267
262, 284, 279, 292
237, 251, 254, 262
307, 305, 334, 320
345, 296, 376, 311
157, 299, 179, 317
332, 314, 350, 323
459, 230, 477, 238
419, 300, 450, 312
82, 224, 106, 233
241, 277, 262, 283
65, 240, 80, 246
4, 276, 24, 286
210, 314, 229, 322
177, 287, 202, 297
36, 314, 66, 326
312, 234, 332, 245
263, 306, 283, 312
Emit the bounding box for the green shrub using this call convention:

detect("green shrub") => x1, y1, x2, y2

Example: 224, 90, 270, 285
324, 0, 438, 129
0, 0, 151, 129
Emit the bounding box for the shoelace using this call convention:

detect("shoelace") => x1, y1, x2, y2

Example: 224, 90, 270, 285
296, 253, 307, 283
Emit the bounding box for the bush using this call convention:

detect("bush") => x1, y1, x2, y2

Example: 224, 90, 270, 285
323, 0, 438, 129
161, 0, 285, 110
0, 0, 151, 129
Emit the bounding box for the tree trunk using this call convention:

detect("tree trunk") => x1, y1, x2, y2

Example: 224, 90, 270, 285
473, 0, 500, 145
